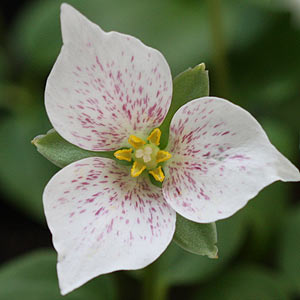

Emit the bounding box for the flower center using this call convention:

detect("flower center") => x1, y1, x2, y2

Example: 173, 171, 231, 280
134, 144, 159, 169
113, 128, 172, 182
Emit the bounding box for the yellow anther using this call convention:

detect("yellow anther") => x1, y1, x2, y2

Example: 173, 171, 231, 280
131, 161, 146, 177
114, 148, 133, 162
149, 166, 165, 182
128, 135, 146, 148
147, 128, 161, 146
156, 150, 172, 163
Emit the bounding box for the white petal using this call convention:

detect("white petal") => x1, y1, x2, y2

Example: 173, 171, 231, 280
43, 157, 175, 294
163, 97, 300, 223
45, 4, 172, 151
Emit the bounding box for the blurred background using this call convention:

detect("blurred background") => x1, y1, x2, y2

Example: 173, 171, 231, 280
0, 0, 299, 299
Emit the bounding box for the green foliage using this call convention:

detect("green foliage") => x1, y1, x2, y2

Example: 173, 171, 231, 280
0, 107, 57, 221
161, 211, 246, 285
0, 250, 117, 300
194, 265, 290, 300
242, 182, 289, 256
173, 215, 217, 258
132, 210, 247, 286
0, 48, 9, 80
10, 0, 269, 77
261, 118, 298, 163
33, 129, 114, 168
277, 206, 300, 294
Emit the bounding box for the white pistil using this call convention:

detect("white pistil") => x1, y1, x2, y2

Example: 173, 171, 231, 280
135, 146, 153, 163
135, 149, 144, 158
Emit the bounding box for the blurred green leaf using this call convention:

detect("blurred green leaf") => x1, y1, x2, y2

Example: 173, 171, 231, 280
132, 210, 247, 285
0, 250, 117, 300
261, 118, 297, 161
160, 211, 246, 285
0, 83, 35, 112
10, 0, 209, 76
173, 215, 217, 258
33, 129, 114, 168
160, 63, 209, 148
277, 206, 300, 294
10, 0, 271, 77
194, 265, 290, 300
237, 117, 297, 256
223, 0, 272, 51
231, 12, 300, 113
241, 182, 290, 257
0, 48, 9, 80
0, 107, 57, 221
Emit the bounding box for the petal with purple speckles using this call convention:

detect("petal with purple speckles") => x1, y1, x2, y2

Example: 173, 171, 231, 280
43, 157, 175, 294
45, 4, 172, 151
163, 97, 300, 223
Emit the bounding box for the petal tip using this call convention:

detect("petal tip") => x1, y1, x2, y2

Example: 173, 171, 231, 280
60, 2, 77, 19
31, 135, 41, 146
60, 3, 102, 44
196, 62, 206, 71
273, 150, 300, 182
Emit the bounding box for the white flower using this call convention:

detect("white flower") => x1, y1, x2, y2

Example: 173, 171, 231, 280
43, 3, 300, 295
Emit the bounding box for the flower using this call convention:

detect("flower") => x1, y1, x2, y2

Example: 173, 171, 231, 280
43, 3, 300, 295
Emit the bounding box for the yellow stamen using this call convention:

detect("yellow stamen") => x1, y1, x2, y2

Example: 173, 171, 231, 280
156, 150, 172, 163
147, 128, 161, 146
149, 166, 165, 182
131, 161, 146, 177
114, 148, 133, 162
128, 135, 146, 148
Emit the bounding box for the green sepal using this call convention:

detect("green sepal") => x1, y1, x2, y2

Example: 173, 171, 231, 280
159, 63, 209, 149
32, 129, 115, 168
148, 173, 163, 188
173, 214, 218, 258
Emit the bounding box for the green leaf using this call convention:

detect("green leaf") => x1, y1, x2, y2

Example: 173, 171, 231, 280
131, 209, 247, 285
0, 48, 9, 81
0, 250, 117, 300
260, 118, 298, 163
32, 129, 115, 168
159, 63, 209, 148
0, 107, 57, 221
277, 206, 300, 294
11, 0, 270, 78
241, 182, 289, 257
173, 214, 217, 258
194, 265, 290, 300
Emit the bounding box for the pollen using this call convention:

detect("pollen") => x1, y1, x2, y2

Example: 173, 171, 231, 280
114, 128, 172, 182
149, 166, 165, 182
128, 135, 146, 148
114, 148, 132, 162
147, 128, 161, 145
156, 150, 172, 163
131, 161, 146, 177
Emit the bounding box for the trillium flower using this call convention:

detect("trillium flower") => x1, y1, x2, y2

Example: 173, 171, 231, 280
43, 3, 300, 295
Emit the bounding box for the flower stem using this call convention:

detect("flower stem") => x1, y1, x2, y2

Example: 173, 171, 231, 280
206, 0, 231, 98
142, 263, 168, 300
